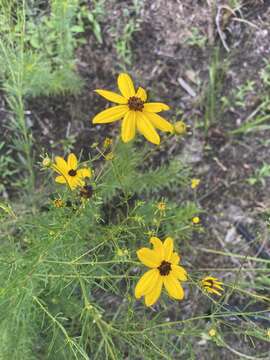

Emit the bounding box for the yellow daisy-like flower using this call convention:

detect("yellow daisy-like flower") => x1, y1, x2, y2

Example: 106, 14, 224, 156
157, 201, 166, 212
208, 328, 217, 337
135, 237, 187, 307
191, 178, 200, 189
52, 153, 92, 190
192, 216, 201, 225
201, 276, 224, 296
92, 73, 173, 145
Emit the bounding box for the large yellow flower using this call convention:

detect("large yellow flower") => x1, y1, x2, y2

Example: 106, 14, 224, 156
135, 237, 187, 306
52, 153, 91, 190
92, 73, 173, 145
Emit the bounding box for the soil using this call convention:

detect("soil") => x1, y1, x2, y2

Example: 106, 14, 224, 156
1, 0, 270, 358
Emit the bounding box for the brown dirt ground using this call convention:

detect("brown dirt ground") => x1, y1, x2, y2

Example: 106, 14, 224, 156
1, 0, 270, 358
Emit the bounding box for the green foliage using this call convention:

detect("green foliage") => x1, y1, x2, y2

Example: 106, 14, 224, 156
112, 1, 143, 68
185, 27, 207, 49
0, 0, 104, 193
203, 48, 226, 133
247, 162, 270, 186
0, 141, 200, 359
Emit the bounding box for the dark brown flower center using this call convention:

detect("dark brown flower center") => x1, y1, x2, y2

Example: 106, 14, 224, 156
128, 96, 144, 111
68, 169, 77, 176
205, 279, 214, 287
158, 260, 172, 276
80, 185, 93, 199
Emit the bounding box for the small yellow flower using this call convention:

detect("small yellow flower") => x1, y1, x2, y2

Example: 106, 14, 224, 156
103, 137, 113, 149
92, 73, 173, 145
191, 178, 200, 189
209, 328, 217, 337
42, 156, 52, 168
52, 153, 92, 190
117, 248, 129, 257
135, 237, 187, 307
201, 276, 224, 296
192, 216, 200, 225
53, 198, 64, 208
157, 201, 166, 212
174, 121, 187, 135
267, 329, 270, 338
105, 152, 114, 161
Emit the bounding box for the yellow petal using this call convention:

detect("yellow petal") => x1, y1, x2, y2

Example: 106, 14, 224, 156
144, 112, 173, 132
163, 274, 184, 300
117, 73, 135, 98
206, 287, 222, 296
69, 176, 84, 190
92, 105, 128, 124
136, 87, 147, 102
150, 237, 164, 260
137, 248, 160, 268
170, 252, 180, 265
136, 112, 160, 145
121, 111, 136, 143
55, 175, 67, 184
171, 265, 187, 281
67, 153, 78, 170
95, 89, 128, 104
163, 237, 174, 261
143, 102, 170, 113
54, 156, 68, 175
134, 269, 159, 299
145, 276, 163, 307
213, 284, 224, 291
77, 168, 92, 178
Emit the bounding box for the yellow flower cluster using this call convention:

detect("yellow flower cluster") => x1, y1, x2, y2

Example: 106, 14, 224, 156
42, 73, 226, 308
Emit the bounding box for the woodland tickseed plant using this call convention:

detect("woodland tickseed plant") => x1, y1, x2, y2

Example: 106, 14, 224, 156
92, 73, 173, 144
135, 237, 187, 306
201, 276, 224, 296
52, 153, 92, 190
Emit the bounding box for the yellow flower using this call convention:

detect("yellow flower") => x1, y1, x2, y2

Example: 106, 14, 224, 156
191, 178, 200, 189
52, 153, 92, 190
201, 276, 224, 296
53, 198, 64, 208
174, 121, 187, 135
157, 201, 166, 212
105, 152, 114, 161
103, 137, 113, 149
92, 73, 173, 145
192, 216, 200, 224
135, 237, 187, 307
209, 328, 217, 337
